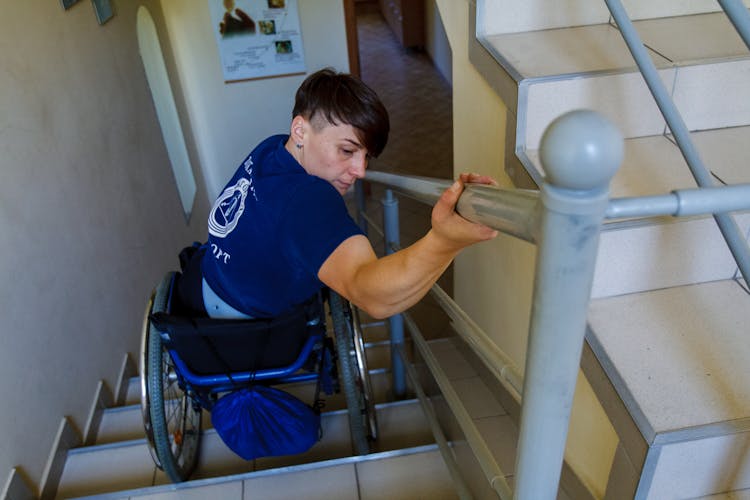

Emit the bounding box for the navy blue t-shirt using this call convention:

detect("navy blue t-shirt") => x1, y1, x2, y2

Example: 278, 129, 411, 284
201, 135, 364, 317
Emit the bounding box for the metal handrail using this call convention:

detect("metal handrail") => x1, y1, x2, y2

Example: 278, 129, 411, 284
604, 0, 750, 286
361, 107, 750, 499
393, 340, 475, 500
367, 171, 750, 225
366, 171, 539, 243
402, 312, 513, 500
358, 4, 750, 498
607, 183, 750, 219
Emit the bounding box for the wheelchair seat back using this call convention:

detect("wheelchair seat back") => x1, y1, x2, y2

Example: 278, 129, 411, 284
150, 273, 324, 376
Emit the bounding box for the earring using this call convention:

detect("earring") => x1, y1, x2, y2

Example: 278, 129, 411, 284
295, 143, 303, 149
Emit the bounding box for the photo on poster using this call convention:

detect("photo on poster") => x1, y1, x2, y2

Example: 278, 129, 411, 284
209, 0, 306, 82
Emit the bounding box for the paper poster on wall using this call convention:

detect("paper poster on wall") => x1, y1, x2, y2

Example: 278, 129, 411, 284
209, 0, 306, 83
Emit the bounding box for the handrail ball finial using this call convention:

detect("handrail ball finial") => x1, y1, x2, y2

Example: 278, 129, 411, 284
539, 110, 624, 191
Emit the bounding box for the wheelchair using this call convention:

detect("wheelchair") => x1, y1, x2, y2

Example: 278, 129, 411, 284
139, 271, 379, 482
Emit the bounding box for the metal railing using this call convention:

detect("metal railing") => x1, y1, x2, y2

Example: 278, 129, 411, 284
356, 109, 750, 499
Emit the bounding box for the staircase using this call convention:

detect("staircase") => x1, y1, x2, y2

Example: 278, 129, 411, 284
470, 0, 750, 498
48, 314, 531, 499
20, 3, 750, 499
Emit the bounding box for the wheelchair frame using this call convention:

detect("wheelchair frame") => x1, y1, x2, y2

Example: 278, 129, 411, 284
139, 271, 378, 483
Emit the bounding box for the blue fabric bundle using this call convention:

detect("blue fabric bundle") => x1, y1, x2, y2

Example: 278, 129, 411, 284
211, 385, 321, 460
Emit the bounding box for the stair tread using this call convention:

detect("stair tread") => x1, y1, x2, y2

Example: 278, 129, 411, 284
57, 399, 434, 499
480, 12, 749, 81
64, 445, 456, 500
526, 126, 750, 199
482, 22, 669, 79
631, 12, 749, 64
695, 489, 750, 499
587, 278, 750, 440
526, 127, 750, 300
98, 369, 393, 445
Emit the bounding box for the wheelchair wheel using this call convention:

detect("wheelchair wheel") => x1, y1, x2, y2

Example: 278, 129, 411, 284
140, 272, 202, 482
329, 291, 378, 455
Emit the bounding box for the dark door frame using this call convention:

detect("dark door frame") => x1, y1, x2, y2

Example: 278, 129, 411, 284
343, 0, 360, 77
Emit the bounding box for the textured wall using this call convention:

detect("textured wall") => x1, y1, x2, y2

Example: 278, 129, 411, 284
0, 0, 209, 488
0, 0, 354, 490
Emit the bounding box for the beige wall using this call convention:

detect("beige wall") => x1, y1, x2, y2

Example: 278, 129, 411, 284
434, 1, 618, 497
0, 0, 209, 488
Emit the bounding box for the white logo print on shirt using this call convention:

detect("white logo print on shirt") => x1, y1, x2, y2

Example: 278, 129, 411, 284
208, 178, 250, 238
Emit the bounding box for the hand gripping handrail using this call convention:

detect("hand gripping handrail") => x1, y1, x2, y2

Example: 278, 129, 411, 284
365, 171, 540, 243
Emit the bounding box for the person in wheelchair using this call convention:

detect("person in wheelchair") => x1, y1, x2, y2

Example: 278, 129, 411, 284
179, 67, 497, 322
144, 68, 500, 481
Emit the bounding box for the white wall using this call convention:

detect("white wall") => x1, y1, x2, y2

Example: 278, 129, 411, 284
424, 0, 452, 86
0, 0, 209, 489
160, 0, 350, 201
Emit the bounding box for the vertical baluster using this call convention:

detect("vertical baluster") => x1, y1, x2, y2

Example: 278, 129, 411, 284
382, 189, 406, 398
354, 179, 368, 234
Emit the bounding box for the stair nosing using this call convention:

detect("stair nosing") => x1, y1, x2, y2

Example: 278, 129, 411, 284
67, 444, 441, 500
75, 398, 422, 456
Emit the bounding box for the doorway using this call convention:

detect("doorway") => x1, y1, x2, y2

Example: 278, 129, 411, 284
345, 0, 453, 180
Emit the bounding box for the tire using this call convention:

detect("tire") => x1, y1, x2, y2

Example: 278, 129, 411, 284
140, 272, 202, 482
349, 305, 379, 442
329, 291, 378, 455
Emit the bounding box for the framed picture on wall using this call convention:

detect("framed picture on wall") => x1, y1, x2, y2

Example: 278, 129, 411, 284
91, 0, 114, 24
60, 0, 81, 10
208, 0, 307, 83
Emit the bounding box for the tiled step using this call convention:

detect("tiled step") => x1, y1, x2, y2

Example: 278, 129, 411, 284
66, 445, 458, 500
97, 368, 394, 445
471, 7, 750, 186
56, 398, 433, 499
696, 490, 750, 499
584, 278, 750, 498
526, 126, 750, 299
424, 337, 578, 499
475, 0, 742, 36
520, 55, 750, 152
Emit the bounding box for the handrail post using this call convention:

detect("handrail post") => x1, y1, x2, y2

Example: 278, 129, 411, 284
354, 179, 368, 234
514, 111, 623, 499
382, 189, 406, 398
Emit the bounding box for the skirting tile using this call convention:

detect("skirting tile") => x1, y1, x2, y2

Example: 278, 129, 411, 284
1, 468, 35, 500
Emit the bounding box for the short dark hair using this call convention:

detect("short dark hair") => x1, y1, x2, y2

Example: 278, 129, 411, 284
292, 68, 390, 157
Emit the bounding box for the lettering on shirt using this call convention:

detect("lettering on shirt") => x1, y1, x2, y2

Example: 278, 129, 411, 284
243, 156, 258, 201
210, 243, 231, 264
